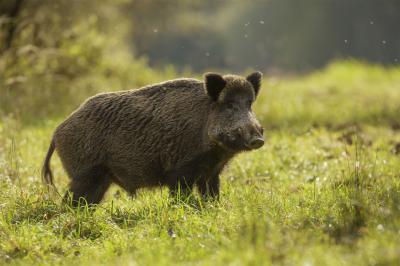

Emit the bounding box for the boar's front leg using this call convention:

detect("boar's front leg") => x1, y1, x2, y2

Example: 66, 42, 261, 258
197, 175, 220, 199
168, 176, 195, 199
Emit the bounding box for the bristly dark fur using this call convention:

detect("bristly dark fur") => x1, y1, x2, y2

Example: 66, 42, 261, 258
42, 73, 264, 205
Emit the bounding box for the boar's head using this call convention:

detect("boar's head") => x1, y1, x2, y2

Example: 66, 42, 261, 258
205, 72, 264, 151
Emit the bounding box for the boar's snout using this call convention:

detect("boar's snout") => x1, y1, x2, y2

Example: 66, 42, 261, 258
247, 136, 264, 149
215, 124, 264, 151
245, 125, 264, 150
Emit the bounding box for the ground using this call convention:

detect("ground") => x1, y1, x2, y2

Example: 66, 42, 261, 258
0, 61, 399, 265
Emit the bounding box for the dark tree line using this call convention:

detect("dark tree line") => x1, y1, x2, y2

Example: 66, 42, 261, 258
127, 0, 400, 72
1, 0, 399, 74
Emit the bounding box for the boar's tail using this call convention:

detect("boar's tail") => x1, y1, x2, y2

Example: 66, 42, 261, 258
42, 138, 56, 186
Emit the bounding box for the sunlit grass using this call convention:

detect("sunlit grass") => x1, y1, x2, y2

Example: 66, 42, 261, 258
1, 61, 400, 265
257, 60, 400, 129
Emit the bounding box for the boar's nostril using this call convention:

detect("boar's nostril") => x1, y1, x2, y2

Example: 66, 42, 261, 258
235, 128, 243, 138
248, 137, 264, 149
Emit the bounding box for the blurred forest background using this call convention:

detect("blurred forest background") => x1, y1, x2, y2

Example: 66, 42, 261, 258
1, 2, 400, 264
0, 0, 399, 119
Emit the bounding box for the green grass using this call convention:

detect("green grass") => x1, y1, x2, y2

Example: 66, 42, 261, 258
1, 61, 400, 265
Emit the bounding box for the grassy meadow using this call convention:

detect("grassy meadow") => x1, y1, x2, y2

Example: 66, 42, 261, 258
0, 61, 400, 265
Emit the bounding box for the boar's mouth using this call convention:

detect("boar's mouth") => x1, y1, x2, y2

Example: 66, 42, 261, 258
209, 130, 264, 152
244, 137, 264, 150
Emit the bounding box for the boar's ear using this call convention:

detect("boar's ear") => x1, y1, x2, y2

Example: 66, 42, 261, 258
204, 73, 226, 101
246, 71, 262, 97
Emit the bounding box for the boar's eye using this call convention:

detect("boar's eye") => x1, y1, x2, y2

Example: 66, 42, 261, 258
226, 102, 235, 110
247, 100, 252, 108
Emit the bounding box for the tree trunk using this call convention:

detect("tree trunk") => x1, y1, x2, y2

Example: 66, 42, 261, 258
2, 0, 24, 52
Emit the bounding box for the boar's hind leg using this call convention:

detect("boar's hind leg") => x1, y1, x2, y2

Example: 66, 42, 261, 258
64, 165, 112, 206
197, 176, 220, 199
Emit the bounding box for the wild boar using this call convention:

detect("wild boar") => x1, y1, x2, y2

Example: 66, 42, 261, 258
42, 72, 264, 205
